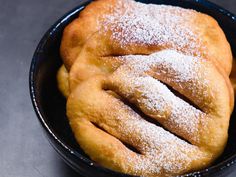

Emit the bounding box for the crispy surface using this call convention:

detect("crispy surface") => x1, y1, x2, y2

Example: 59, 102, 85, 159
57, 0, 234, 176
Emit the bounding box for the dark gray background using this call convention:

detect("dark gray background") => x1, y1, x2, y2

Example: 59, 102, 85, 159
0, 0, 235, 177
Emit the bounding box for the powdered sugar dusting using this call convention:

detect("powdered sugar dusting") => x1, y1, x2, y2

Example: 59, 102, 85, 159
124, 116, 199, 174
102, 92, 207, 175
102, 50, 210, 174
101, 0, 206, 57
134, 76, 202, 139
109, 50, 208, 143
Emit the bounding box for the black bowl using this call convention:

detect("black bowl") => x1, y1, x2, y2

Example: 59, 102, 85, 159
29, 0, 236, 176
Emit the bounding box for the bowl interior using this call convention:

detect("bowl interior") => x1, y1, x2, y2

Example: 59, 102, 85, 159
31, 0, 236, 176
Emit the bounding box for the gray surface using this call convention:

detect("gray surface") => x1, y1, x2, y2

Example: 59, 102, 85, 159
0, 0, 235, 177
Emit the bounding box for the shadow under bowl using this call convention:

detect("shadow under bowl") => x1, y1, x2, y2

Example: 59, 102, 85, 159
29, 0, 236, 176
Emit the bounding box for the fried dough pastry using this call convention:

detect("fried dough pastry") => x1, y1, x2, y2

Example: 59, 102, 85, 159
57, 0, 234, 176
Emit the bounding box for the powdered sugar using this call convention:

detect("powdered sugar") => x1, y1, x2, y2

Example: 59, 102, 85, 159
122, 50, 204, 82
101, 50, 211, 174
101, 0, 206, 57
124, 117, 198, 174
110, 50, 207, 143
102, 92, 206, 175
135, 76, 202, 139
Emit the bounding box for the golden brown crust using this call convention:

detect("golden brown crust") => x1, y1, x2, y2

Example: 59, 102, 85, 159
193, 12, 233, 74
68, 76, 213, 177
60, 0, 118, 69
60, 0, 232, 74
57, 0, 234, 176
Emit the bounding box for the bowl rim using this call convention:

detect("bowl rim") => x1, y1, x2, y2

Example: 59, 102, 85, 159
29, 0, 236, 176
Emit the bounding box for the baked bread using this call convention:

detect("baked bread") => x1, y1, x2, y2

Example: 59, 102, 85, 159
57, 0, 234, 176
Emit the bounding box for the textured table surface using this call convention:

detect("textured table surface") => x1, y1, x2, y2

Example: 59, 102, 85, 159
0, 0, 235, 177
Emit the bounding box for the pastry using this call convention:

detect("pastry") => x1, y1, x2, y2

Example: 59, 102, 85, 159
57, 0, 234, 176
